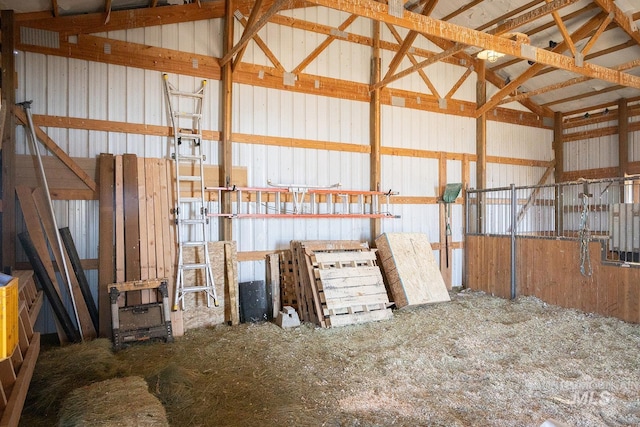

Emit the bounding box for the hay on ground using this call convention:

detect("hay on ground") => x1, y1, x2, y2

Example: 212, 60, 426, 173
21, 291, 640, 427
58, 376, 168, 427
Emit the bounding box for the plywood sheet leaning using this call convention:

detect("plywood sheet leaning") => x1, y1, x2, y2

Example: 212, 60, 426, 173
181, 241, 238, 330
375, 232, 451, 308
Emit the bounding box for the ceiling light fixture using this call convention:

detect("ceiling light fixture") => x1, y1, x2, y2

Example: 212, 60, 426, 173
477, 49, 505, 63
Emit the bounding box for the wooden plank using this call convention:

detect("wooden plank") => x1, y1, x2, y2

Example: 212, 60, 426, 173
97, 153, 115, 338
15, 186, 68, 343
266, 253, 281, 319
144, 158, 158, 281
375, 233, 451, 308
122, 154, 141, 284
312, 251, 377, 264
151, 160, 165, 280
114, 156, 125, 284
137, 157, 150, 303
31, 187, 97, 339
158, 159, 172, 282
326, 308, 392, 327
315, 266, 385, 285
225, 242, 239, 326
15, 155, 97, 199
0, 333, 40, 427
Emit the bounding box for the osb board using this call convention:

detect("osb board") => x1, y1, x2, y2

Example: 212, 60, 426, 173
181, 241, 238, 330
375, 233, 450, 308
465, 235, 640, 324
16, 154, 248, 200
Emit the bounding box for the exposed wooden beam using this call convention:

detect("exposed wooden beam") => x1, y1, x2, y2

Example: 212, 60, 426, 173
51, 0, 59, 17
580, 11, 615, 55
477, 0, 545, 32
385, 24, 440, 97
105, 0, 112, 24
232, 0, 265, 71
234, 11, 285, 72
546, 0, 577, 56
541, 84, 622, 108
150, 0, 159, 7
383, 0, 438, 83
619, 98, 629, 177
476, 60, 487, 233
553, 111, 564, 183
592, 0, 640, 45
377, 0, 579, 92
292, 14, 358, 74
2, 10, 17, 269
219, 0, 287, 67
370, 19, 382, 241
13, 107, 98, 193
17, 1, 227, 36
372, 44, 461, 91
475, 11, 608, 118
445, 66, 474, 99
500, 59, 640, 104
221, 0, 234, 241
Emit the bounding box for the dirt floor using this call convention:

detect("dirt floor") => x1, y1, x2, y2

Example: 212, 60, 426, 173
21, 290, 640, 427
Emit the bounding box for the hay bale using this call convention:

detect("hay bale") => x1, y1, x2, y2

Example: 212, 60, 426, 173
58, 376, 168, 427
26, 338, 124, 414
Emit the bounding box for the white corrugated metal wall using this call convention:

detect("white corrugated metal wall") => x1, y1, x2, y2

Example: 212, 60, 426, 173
14, 10, 555, 331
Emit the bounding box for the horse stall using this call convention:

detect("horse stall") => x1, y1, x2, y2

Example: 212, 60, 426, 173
466, 176, 640, 324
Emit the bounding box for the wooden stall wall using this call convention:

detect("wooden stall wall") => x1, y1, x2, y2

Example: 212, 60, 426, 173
466, 235, 640, 323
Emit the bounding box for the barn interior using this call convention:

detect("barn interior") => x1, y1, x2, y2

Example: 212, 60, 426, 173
0, 0, 639, 425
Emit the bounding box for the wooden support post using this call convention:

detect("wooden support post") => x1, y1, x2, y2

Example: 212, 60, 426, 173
370, 20, 382, 243
438, 153, 452, 289
476, 60, 486, 234
2, 10, 17, 270
618, 98, 628, 179
220, 0, 234, 242
553, 111, 564, 236
224, 242, 239, 325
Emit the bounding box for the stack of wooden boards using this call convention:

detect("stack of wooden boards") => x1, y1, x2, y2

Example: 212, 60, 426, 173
0, 271, 43, 427
97, 153, 183, 337
288, 241, 392, 328
16, 186, 97, 343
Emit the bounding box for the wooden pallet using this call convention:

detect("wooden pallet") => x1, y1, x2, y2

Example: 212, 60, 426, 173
0, 271, 42, 427
278, 250, 297, 310
290, 241, 392, 328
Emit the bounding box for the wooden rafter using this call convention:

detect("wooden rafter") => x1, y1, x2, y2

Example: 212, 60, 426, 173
233, 0, 265, 71
105, 0, 112, 25
475, 11, 609, 118
547, 0, 577, 55
542, 84, 623, 108
292, 14, 358, 74
383, 0, 438, 84
373, 0, 581, 92
219, 0, 287, 67
385, 24, 440, 97
580, 11, 615, 55
592, 0, 640, 45
51, 0, 59, 17
235, 14, 285, 72
477, 0, 545, 32
445, 67, 474, 99
500, 59, 640, 105
372, 44, 462, 91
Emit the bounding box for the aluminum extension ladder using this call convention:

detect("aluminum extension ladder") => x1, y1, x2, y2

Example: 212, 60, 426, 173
163, 74, 218, 311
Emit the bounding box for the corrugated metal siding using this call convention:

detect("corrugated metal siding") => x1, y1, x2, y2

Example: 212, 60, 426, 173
564, 124, 619, 173
14, 15, 556, 329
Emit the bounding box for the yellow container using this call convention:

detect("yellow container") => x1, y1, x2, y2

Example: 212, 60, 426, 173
0, 273, 19, 360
